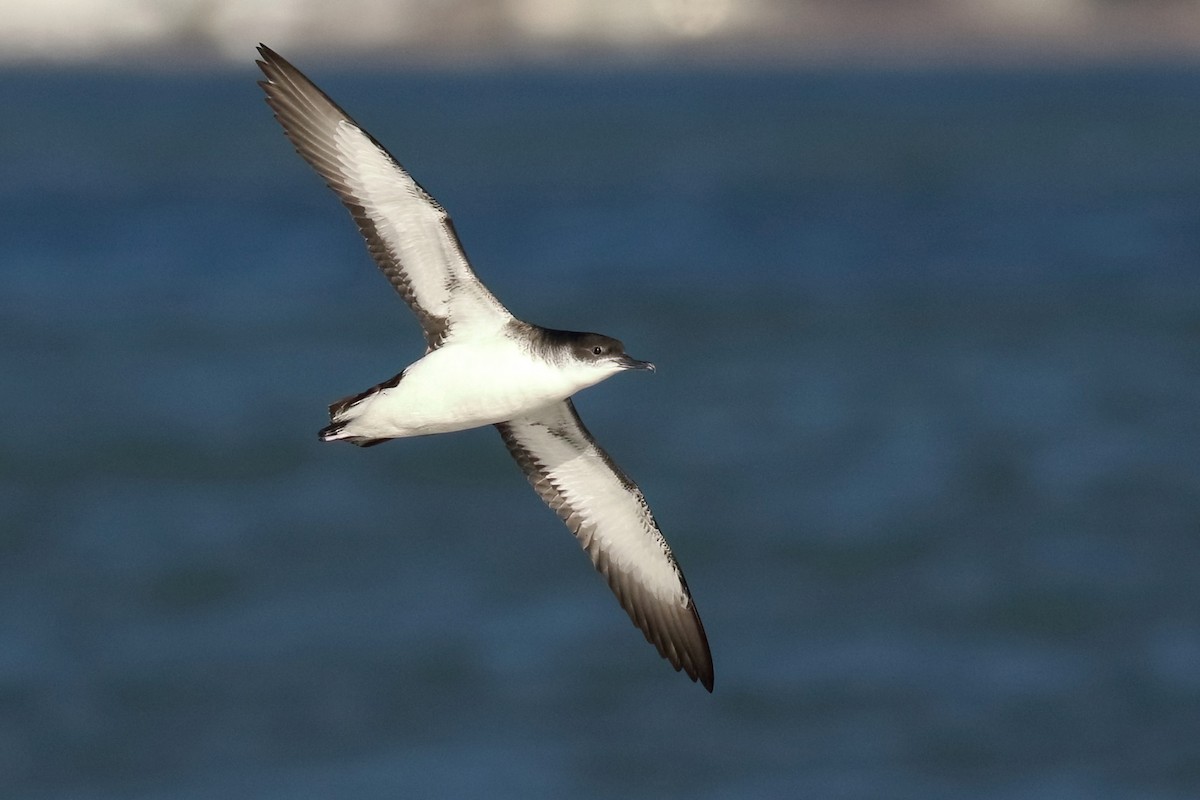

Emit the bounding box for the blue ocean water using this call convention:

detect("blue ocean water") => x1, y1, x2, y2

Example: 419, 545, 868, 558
1, 62, 1198, 799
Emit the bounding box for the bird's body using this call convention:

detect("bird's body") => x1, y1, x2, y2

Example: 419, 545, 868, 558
257, 45, 713, 691
321, 323, 634, 442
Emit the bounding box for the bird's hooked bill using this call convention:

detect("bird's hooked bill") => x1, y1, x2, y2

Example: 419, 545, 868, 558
618, 355, 655, 372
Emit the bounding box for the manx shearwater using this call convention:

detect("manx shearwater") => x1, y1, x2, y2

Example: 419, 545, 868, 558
256, 45, 713, 691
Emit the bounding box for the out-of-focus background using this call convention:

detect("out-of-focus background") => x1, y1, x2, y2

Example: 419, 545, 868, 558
3, 1, 1199, 798
6, 0, 1200, 66
9, 0, 1200, 65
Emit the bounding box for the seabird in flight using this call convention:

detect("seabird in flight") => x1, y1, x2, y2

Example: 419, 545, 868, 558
256, 45, 713, 691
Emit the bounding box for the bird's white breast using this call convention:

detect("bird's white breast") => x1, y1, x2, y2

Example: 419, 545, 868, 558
345, 336, 608, 438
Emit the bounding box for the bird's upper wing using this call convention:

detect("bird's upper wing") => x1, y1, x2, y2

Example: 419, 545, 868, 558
256, 44, 512, 350
496, 400, 713, 691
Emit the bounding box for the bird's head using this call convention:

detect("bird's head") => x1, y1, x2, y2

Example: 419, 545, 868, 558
571, 333, 655, 374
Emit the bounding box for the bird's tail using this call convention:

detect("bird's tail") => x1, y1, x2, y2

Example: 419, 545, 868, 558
318, 370, 404, 448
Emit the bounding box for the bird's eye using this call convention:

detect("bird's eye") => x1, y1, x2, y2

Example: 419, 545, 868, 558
592, 346, 604, 356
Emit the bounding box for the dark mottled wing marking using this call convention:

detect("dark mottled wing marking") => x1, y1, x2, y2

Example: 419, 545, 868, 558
496, 400, 713, 691
256, 44, 511, 350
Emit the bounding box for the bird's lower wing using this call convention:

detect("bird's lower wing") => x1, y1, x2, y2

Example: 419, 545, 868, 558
496, 400, 713, 691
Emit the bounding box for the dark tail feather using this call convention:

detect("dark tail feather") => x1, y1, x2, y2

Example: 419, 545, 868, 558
319, 370, 404, 447
328, 370, 404, 419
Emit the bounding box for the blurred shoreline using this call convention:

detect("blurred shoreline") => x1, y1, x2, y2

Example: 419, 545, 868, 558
5, 0, 1200, 68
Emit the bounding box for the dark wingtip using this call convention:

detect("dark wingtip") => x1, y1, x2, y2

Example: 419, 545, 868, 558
255, 44, 274, 72
691, 652, 714, 692
684, 594, 714, 692
255, 44, 294, 83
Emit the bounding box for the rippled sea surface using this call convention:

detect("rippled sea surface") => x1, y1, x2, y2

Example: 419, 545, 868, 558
2, 62, 1199, 799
